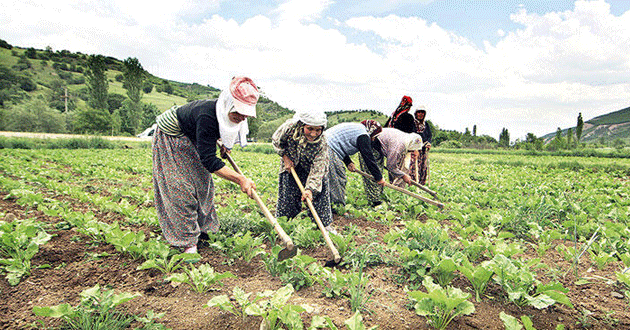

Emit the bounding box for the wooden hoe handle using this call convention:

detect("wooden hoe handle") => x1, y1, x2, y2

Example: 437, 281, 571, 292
224, 153, 294, 250
289, 167, 341, 263
354, 169, 444, 209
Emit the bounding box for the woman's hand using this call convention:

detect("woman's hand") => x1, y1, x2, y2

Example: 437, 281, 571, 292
301, 189, 313, 202
282, 155, 294, 171
376, 178, 386, 186
219, 145, 231, 159
402, 174, 412, 184
238, 176, 257, 198
347, 162, 356, 172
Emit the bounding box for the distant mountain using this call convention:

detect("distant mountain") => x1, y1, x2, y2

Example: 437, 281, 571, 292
542, 107, 630, 143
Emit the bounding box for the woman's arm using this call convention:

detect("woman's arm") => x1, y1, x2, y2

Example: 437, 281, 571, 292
213, 165, 256, 198
305, 139, 329, 194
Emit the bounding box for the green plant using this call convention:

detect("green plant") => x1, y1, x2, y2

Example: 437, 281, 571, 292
33, 284, 140, 330
500, 311, 565, 330
427, 252, 463, 287
341, 242, 391, 269
344, 311, 378, 330
205, 286, 253, 320
490, 254, 573, 309
134, 310, 169, 330
0, 218, 52, 285
243, 284, 312, 330
137, 251, 200, 274
589, 250, 615, 270
206, 284, 312, 330
279, 255, 319, 291
408, 277, 475, 330
166, 263, 235, 293
458, 257, 494, 301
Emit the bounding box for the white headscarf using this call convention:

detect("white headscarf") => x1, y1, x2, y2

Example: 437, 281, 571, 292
216, 89, 249, 149
404, 133, 423, 151
293, 111, 327, 128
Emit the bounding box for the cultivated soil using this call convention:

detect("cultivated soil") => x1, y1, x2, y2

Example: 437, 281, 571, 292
1, 183, 629, 330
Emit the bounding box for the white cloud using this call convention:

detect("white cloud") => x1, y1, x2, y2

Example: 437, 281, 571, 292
1, 0, 629, 140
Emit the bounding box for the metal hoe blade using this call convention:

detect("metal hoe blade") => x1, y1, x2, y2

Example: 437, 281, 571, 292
278, 246, 297, 261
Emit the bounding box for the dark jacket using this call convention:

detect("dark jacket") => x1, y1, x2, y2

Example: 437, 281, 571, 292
176, 99, 225, 173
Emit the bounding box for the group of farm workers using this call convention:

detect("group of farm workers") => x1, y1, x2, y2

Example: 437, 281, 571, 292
152, 76, 433, 253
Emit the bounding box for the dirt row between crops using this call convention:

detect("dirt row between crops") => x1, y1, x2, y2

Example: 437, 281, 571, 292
0, 172, 629, 329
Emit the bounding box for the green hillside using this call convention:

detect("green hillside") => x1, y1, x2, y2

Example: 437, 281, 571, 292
0, 41, 391, 141
588, 106, 630, 126
541, 107, 630, 145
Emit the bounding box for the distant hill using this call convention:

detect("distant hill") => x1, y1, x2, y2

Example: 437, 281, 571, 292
0, 41, 388, 141
542, 107, 630, 144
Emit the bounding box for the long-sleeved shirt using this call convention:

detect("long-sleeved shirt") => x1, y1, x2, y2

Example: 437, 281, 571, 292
325, 123, 382, 181
376, 128, 412, 178
415, 120, 432, 144
272, 119, 329, 194
175, 99, 225, 173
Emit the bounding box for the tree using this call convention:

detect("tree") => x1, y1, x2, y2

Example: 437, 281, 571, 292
107, 93, 126, 114
140, 103, 160, 129
121, 57, 146, 134
566, 128, 574, 148
73, 105, 111, 134
25, 47, 37, 59
122, 57, 145, 104
576, 112, 584, 144
84, 55, 108, 110
472, 125, 477, 137
549, 127, 565, 150
498, 128, 510, 147
142, 81, 153, 94
118, 99, 142, 135
5, 98, 66, 133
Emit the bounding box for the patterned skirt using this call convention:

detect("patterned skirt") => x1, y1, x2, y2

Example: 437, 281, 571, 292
152, 128, 218, 248
409, 146, 430, 185
358, 148, 384, 204
276, 166, 333, 227
327, 149, 348, 207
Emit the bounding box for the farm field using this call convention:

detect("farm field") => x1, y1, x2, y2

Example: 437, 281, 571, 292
1, 147, 630, 330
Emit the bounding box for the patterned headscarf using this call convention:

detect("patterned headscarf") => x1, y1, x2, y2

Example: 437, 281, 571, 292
361, 119, 383, 138
386, 95, 413, 128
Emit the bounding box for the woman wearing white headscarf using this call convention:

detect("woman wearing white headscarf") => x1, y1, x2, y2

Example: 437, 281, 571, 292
375, 127, 423, 188
272, 111, 334, 232
152, 76, 259, 254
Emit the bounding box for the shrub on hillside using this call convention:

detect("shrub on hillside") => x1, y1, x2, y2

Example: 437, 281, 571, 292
4, 98, 66, 133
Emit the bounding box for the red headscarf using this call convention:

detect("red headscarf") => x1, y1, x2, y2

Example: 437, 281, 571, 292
386, 95, 412, 128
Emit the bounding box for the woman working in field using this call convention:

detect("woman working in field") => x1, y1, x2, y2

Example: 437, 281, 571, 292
152, 76, 259, 254
272, 111, 335, 234
325, 120, 386, 210
380, 128, 424, 187
410, 106, 432, 185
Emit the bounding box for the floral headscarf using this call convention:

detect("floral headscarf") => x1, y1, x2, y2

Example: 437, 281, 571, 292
404, 133, 423, 151
361, 119, 383, 138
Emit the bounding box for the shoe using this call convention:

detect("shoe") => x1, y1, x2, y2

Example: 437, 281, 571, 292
199, 232, 210, 241
325, 225, 338, 235
183, 245, 198, 254
372, 201, 382, 207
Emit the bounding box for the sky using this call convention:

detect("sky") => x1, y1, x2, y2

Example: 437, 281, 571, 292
2, 0, 630, 140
